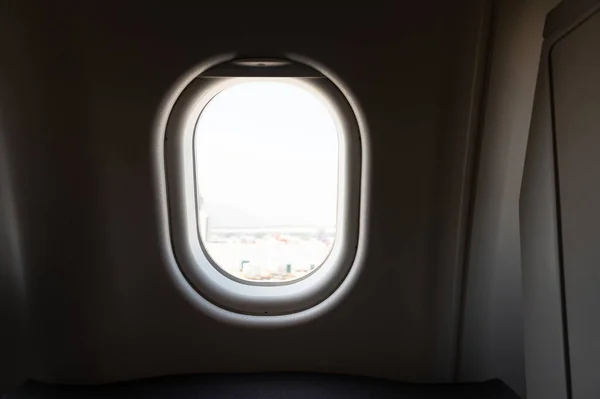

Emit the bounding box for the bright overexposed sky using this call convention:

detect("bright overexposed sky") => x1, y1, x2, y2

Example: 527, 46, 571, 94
194, 81, 339, 228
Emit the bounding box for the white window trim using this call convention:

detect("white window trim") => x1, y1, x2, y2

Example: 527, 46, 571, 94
154, 56, 369, 324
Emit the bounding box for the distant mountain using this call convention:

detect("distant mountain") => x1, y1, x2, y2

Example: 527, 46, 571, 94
201, 202, 273, 229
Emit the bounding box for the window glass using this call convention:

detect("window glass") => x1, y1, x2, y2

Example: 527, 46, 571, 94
195, 81, 339, 283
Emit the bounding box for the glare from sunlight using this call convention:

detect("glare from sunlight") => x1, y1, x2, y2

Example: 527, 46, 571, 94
194, 81, 339, 283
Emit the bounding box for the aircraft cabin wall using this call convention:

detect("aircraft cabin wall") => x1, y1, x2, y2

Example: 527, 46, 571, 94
0, 6, 41, 394
0, 1, 558, 397
521, 1, 600, 397
458, 0, 559, 395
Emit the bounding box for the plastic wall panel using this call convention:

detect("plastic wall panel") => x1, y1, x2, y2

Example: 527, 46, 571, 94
2, 1, 491, 387
552, 9, 600, 398
520, 54, 570, 399
0, 3, 40, 393
459, 0, 558, 396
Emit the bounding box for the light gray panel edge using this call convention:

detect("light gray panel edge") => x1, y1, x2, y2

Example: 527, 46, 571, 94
519, 46, 569, 399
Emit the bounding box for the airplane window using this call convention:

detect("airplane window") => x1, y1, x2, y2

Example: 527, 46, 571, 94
195, 82, 338, 283
161, 58, 364, 317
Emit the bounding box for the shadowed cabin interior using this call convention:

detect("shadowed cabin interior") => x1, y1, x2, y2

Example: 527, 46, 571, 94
1, 1, 600, 398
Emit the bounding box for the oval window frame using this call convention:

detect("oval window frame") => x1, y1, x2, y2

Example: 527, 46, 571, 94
159, 57, 365, 318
